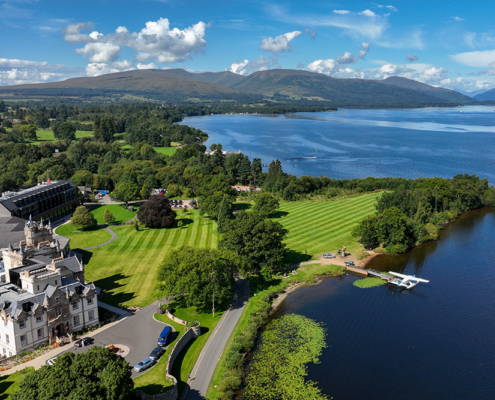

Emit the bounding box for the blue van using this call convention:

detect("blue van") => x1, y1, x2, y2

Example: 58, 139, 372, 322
158, 326, 172, 346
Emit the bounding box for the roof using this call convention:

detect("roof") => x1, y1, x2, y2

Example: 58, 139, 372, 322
0, 180, 77, 212
0, 216, 27, 249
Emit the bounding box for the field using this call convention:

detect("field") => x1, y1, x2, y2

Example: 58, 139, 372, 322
271, 192, 382, 264
154, 147, 177, 156
79, 209, 220, 307
55, 224, 112, 249
88, 204, 141, 225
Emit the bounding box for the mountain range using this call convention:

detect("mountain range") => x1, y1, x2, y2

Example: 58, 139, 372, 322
0, 68, 480, 107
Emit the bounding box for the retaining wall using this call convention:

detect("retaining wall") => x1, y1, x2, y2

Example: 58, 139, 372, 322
135, 313, 200, 400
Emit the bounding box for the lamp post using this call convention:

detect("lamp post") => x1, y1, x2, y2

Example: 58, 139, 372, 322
213, 291, 219, 318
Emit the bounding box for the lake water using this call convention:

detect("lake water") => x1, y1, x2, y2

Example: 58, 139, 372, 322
183, 106, 495, 183
269, 207, 495, 400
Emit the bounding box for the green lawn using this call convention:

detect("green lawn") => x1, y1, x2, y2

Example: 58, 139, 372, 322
88, 204, 141, 225
154, 147, 177, 156
134, 306, 225, 397
0, 367, 34, 400
271, 192, 382, 264
55, 223, 112, 249
80, 209, 220, 307
24, 129, 93, 144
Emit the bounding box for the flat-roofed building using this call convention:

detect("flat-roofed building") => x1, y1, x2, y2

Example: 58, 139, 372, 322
0, 180, 82, 222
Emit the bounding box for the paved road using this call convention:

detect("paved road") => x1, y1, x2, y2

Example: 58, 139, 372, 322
58, 300, 172, 378
182, 280, 250, 400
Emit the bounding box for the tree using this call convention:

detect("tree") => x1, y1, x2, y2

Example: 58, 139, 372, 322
198, 174, 237, 220
133, 218, 140, 231
219, 212, 288, 280
253, 193, 279, 217
217, 194, 233, 233
53, 122, 76, 140
156, 246, 245, 310
137, 195, 176, 228
112, 181, 140, 205
71, 206, 97, 229
19, 124, 37, 140
11, 346, 134, 400
103, 208, 116, 225
2, 119, 13, 128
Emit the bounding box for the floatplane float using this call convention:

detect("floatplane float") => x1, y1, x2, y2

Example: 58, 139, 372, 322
368, 269, 429, 289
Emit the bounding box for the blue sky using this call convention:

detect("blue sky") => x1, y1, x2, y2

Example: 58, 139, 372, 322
2, 0, 495, 93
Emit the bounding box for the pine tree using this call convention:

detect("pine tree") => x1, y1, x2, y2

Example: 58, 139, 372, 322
217, 194, 233, 233
103, 208, 115, 225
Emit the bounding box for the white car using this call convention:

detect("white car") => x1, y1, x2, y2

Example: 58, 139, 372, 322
323, 253, 336, 259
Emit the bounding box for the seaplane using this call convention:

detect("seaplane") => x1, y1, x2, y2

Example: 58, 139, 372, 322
386, 272, 429, 289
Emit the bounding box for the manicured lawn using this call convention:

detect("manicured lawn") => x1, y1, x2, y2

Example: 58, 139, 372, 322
55, 223, 112, 249
134, 307, 225, 397
154, 147, 177, 156
21, 129, 94, 144
0, 367, 34, 400
271, 192, 382, 264
88, 204, 141, 225
80, 209, 220, 307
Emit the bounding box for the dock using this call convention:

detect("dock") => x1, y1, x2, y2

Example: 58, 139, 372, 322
345, 266, 368, 276
367, 269, 392, 280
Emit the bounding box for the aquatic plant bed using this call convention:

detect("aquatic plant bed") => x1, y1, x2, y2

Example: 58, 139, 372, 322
353, 277, 387, 288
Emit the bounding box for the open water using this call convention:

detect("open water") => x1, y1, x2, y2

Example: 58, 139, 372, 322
269, 207, 495, 400
183, 106, 495, 183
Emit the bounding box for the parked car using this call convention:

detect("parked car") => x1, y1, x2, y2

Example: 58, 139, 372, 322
158, 326, 172, 346
149, 346, 165, 361
74, 337, 94, 347
345, 261, 355, 267
46, 356, 58, 366
133, 358, 155, 373
323, 253, 336, 259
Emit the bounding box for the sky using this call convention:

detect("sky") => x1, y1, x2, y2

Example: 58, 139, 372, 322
2, 0, 495, 93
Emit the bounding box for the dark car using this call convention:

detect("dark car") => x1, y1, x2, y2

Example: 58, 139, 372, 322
74, 337, 94, 347
149, 346, 165, 361
133, 358, 154, 373
345, 261, 355, 267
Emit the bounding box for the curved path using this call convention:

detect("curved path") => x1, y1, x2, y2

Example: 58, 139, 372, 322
83, 225, 119, 250
181, 279, 250, 400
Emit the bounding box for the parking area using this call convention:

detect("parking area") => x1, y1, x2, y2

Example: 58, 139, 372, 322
56, 300, 172, 377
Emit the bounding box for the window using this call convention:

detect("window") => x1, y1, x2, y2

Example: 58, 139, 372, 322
87, 296, 93, 305
2, 348, 5, 356
55, 308, 62, 317
5, 335, 9, 344
37, 328, 43, 340
21, 335, 27, 347
74, 315, 80, 326
37, 285, 39, 291
8, 352, 11, 357
55, 297, 60, 304
36, 315, 42, 323
72, 301, 78, 310
88, 310, 94, 321
19, 320, 25, 329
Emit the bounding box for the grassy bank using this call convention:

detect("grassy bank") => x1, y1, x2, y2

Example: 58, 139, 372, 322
353, 277, 387, 288
0, 367, 34, 400
205, 262, 344, 399
88, 204, 141, 225
55, 224, 112, 249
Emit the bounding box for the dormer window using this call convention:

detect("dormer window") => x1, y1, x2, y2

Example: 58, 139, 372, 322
87, 296, 93, 305
36, 315, 42, 323
55, 297, 60, 304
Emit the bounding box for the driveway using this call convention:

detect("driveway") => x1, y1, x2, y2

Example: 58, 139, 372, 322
58, 300, 171, 378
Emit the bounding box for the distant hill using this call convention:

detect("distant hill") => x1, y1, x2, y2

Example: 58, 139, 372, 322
0, 69, 245, 100
163, 69, 244, 88
474, 88, 495, 101
229, 69, 456, 106
380, 76, 474, 104
457, 88, 489, 98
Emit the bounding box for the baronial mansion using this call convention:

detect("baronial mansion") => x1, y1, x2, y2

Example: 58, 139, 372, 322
0, 216, 99, 357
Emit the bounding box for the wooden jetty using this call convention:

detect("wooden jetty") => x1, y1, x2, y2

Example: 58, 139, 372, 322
345, 265, 368, 276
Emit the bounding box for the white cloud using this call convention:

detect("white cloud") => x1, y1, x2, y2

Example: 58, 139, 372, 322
85, 60, 134, 77
406, 54, 419, 61
260, 31, 302, 53
304, 28, 317, 40
227, 55, 279, 75
336, 51, 357, 64
450, 49, 495, 67
359, 42, 370, 59
376, 4, 398, 12
137, 63, 158, 69
61, 17, 208, 67
453, 16, 464, 21
260, 31, 302, 52
0, 58, 80, 85
268, 5, 389, 40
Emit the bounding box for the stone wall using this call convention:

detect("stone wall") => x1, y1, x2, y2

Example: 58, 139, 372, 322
135, 314, 201, 400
